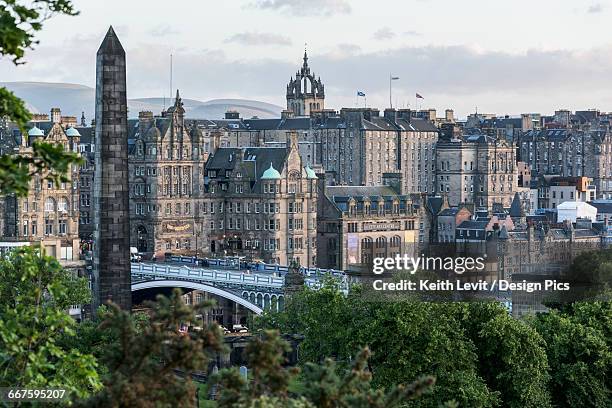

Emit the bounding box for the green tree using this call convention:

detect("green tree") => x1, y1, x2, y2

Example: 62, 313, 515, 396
0, 0, 83, 196
530, 301, 612, 407
461, 302, 551, 408
257, 284, 499, 407
80, 289, 225, 408
214, 330, 437, 408
0, 247, 101, 399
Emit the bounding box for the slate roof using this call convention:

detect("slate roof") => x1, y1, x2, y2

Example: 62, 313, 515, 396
456, 220, 489, 230
438, 208, 459, 217
205, 147, 288, 183
589, 200, 612, 214
325, 185, 398, 198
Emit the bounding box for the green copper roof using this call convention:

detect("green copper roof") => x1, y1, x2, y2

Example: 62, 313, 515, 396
65, 127, 81, 137
261, 162, 281, 180
28, 126, 44, 137
304, 165, 318, 179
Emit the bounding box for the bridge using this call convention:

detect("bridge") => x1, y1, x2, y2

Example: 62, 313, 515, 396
131, 262, 347, 315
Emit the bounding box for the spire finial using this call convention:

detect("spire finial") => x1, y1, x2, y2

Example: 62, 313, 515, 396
303, 43, 308, 67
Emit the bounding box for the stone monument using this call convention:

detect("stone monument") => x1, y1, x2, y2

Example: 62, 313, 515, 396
92, 26, 131, 310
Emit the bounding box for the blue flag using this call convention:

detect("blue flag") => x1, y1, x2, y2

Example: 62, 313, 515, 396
357, 91, 366, 97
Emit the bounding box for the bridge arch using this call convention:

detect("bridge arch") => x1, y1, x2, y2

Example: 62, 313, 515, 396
132, 280, 263, 314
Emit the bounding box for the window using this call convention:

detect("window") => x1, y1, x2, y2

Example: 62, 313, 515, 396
22, 220, 28, 236
45, 219, 53, 235
31, 220, 37, 236
45, 198, 55, 212
58, 197, 68, 212
80, 194, 90, 207
59, 219, 67, 234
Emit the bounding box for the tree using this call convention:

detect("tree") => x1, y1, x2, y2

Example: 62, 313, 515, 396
530, 301, 612, 407
214, 330, 437, 408
0, 246, 102, 399
0, 0, 83, 196
256, 284, 499, 407
80, 289, 225, 408
461, 302, 551, 408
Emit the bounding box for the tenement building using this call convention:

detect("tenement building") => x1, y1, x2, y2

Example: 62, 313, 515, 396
0, 114, 82, 267
316, 178, 425, 270
211, 108, 439, 193
201, 131, 318, 266
519, 128, 612, 199
436, 134, 517, 208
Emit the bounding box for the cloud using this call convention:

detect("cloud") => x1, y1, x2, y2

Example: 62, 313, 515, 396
403, 30, 421, 37
588, 3, 604, 13
373, 27, 395, 40
224, 32, 292, 46
6, 38, 612, 117
148, 25, 180, 37
250, 0, 351, 16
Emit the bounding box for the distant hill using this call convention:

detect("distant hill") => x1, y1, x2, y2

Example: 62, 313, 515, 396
0, 82, 284, 121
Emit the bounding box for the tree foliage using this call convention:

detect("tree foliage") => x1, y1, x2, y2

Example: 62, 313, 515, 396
79, 289, 225, 408
0, 0, 78, 64
0, 247, 101, 399
0, 0, 83, 196
214, 330, 437, 408
256, 283, 560, 407
530, 301, 612, 407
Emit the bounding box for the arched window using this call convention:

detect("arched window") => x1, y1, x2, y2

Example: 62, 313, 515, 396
58, 197, 68, 212
361, 237, 373, 249
44, 198, 56, 212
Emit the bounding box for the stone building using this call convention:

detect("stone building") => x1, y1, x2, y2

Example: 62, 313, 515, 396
0, 117, 82, 263
212, 108, 439, 194
519, 128, 612, 199
436, 134, 517, 208
316, 181, 424, 271
201, 131, 318, 267
286, 50, 325, 116
127, 92, 210, 257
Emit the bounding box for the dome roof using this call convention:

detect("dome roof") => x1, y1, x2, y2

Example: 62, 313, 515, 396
65, 127, 81, 137
28, 126, 44, 137
261, 163, 281, 180
304, 165, 318, 179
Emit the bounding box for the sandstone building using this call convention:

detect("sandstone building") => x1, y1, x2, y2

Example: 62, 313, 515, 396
0, 117, 82, 263
316, 181, 425, 270
436, 134, 517, 208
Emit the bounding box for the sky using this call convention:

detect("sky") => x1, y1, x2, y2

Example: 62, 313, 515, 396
1, 0, 612, 118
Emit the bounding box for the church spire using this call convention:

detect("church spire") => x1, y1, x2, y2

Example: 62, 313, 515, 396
303, 44, 308, 68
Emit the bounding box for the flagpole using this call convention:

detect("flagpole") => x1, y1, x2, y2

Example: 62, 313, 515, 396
389, 74, 392, 108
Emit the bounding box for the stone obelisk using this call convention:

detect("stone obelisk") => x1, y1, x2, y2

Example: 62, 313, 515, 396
92, 26, 131, 311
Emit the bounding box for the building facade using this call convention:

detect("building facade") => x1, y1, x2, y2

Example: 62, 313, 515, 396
436, 134, 517, 208
201, 132, 318, 266
0, 115, 83, 278
127, 92, 210, 257
316, 183, 424, 270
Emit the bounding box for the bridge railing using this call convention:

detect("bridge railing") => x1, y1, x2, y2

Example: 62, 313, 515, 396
164, 256, 345, 278
132, 263, 284, 288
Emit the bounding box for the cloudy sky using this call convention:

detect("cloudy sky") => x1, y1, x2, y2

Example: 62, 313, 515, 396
1, 0, 612, 118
